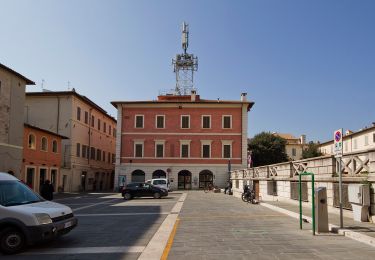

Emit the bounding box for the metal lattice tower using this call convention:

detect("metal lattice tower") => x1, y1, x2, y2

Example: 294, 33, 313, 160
172, 22, 198, 95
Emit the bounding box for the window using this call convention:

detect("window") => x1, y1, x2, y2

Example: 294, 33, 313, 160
102, 151, 106, 162
292, 148, 296, 156
104, 122, 107, 133
97, 149, 101, 161
223, 115, 232, 129
354, 139, 358, 150
28, 134, 36, 149
156, 144, 164, 158
77, 107, 81, 121
181, 115, 190, 129
0, 81, 1, 95
202, 144, 210, 158
345, 141, 348, 152
112, 154, 115, 163
181, 144, 189, 158
365, 135, 369, 146
90, 147, 96, 160
98, 119, 101, 130
91, 115, 95, 127
41, 137, 48, 151
156, 115, 165, 128
84, 111, 89, 124
373, 133, 375, 143
223, 144, 231, 158
135, 143, 143, 157
202, 115, 211, 129
108, 152, 111, 163
113, 128, 116, 137
135, 115, 144, 128
82, 145, 87, 158
76, 143, 81, 157
52, 140, 58, 153
109, 125, 112, 135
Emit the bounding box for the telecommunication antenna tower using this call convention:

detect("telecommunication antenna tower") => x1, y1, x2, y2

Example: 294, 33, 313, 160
172, 22, 198, 95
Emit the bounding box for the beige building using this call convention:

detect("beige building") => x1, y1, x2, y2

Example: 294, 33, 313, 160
272, 132, 307, 161
25, 90, 116, 192
0, 63, 35, 177
319, 125, 375, 155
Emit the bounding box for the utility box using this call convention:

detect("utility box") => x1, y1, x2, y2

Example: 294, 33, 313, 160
315, 187, 329, 233
348, 184, 370, 222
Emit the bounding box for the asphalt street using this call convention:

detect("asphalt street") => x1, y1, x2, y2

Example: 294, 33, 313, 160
2, 192, 183, 260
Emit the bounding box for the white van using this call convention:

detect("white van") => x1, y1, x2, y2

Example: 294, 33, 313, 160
0, 172, 78, 254
146, 178, 170, 191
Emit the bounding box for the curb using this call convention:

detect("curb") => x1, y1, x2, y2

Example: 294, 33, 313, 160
260, 202, 375, 248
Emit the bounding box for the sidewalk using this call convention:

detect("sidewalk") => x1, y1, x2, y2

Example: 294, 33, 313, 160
261, 200, 375, 247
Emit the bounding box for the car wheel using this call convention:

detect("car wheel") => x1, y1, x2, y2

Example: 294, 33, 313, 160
153, 192, 161, 199
124, 193, 132, 200
0, 227, 26, 254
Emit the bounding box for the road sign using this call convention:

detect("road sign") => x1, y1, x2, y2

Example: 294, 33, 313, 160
334, 129, 343, 158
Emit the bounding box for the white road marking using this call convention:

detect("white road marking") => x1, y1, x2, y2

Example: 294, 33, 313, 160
21, 246, 145, 255
112, 201, 177, 206
138, 193, 187, 260
75, 212, 170, 217
73, 198, 121, 212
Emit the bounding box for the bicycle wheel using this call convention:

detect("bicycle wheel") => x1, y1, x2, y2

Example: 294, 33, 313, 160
241, 193, 249, 202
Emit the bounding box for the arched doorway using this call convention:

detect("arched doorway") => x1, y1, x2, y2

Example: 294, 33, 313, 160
152, 170, 166, 179
132, 170, 145, 183
199, 170, 213, 189
178, 170, 192, 190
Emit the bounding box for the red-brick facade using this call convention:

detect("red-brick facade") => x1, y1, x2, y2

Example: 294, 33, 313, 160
113, 93, 253, 190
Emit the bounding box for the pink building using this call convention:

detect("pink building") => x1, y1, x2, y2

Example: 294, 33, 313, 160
22, 124, 67, 193
112, 92, 254, 190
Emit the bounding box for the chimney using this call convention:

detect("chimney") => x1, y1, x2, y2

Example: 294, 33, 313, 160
191, 90, 196, 101
241, 93, 247, 102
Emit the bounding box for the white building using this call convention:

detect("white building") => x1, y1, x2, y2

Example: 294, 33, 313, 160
319, 125, 375, 155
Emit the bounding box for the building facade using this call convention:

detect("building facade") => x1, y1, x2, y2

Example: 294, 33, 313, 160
0, 63, 35, 177
112, 92, 254, 190
272, 133, 307, 161
24, 90, 116, 192
22, 124, 66, 193
319, 125, 375, 156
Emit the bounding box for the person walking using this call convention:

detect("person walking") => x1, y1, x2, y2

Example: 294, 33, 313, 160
40, 180, 54, 201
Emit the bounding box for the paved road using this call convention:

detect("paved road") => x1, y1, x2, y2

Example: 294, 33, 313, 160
2, 192, 183, 260
168, 191, 375, 260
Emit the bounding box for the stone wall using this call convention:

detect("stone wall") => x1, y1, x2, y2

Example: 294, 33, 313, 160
231, 149, 375, 217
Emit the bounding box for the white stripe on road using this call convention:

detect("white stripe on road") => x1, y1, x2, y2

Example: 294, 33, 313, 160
112, 201, 177, 206
73, 198, 121, 212
75, 212, 170, 217
138, 193, 187, 260
21, 246, 145, 255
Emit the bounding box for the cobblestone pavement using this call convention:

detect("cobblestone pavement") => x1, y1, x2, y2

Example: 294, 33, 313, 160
168, 191, 375, 260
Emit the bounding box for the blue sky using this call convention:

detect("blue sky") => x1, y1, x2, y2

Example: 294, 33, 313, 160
1, 0, 375, 142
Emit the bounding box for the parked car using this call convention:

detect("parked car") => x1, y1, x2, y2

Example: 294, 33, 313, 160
146, 178, 170, 191
122, 182, 168, 200
0, 172, 78, 254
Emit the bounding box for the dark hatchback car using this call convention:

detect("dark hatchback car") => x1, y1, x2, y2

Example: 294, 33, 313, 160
121, 182, 168, 200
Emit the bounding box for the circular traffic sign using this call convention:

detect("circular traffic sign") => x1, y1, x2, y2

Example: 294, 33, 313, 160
335, 131, 342, 142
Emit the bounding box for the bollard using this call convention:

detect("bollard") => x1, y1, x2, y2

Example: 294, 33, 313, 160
315, 187, 329, 233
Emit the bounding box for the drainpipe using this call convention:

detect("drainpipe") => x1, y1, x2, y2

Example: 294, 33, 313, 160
56, 96, 60, 134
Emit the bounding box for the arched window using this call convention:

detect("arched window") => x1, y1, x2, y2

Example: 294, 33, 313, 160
152, 170, 166, 179
41, 137, 48, 151
28, 134, 36, 149
131, 170, 145, 183
52, 140, 58, 153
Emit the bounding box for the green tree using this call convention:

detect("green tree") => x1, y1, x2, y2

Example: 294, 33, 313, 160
302, 141, 322, 159
248, 132, 289, 167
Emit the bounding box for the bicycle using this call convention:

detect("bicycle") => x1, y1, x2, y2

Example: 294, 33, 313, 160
204, 183, 219, 193
241, 185, 256, 204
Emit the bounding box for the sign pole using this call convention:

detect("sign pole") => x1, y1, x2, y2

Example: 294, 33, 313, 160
339, 158, 343, 228
334, 128, 344, 229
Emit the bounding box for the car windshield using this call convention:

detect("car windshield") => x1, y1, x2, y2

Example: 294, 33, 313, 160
0, 181, 43, 207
